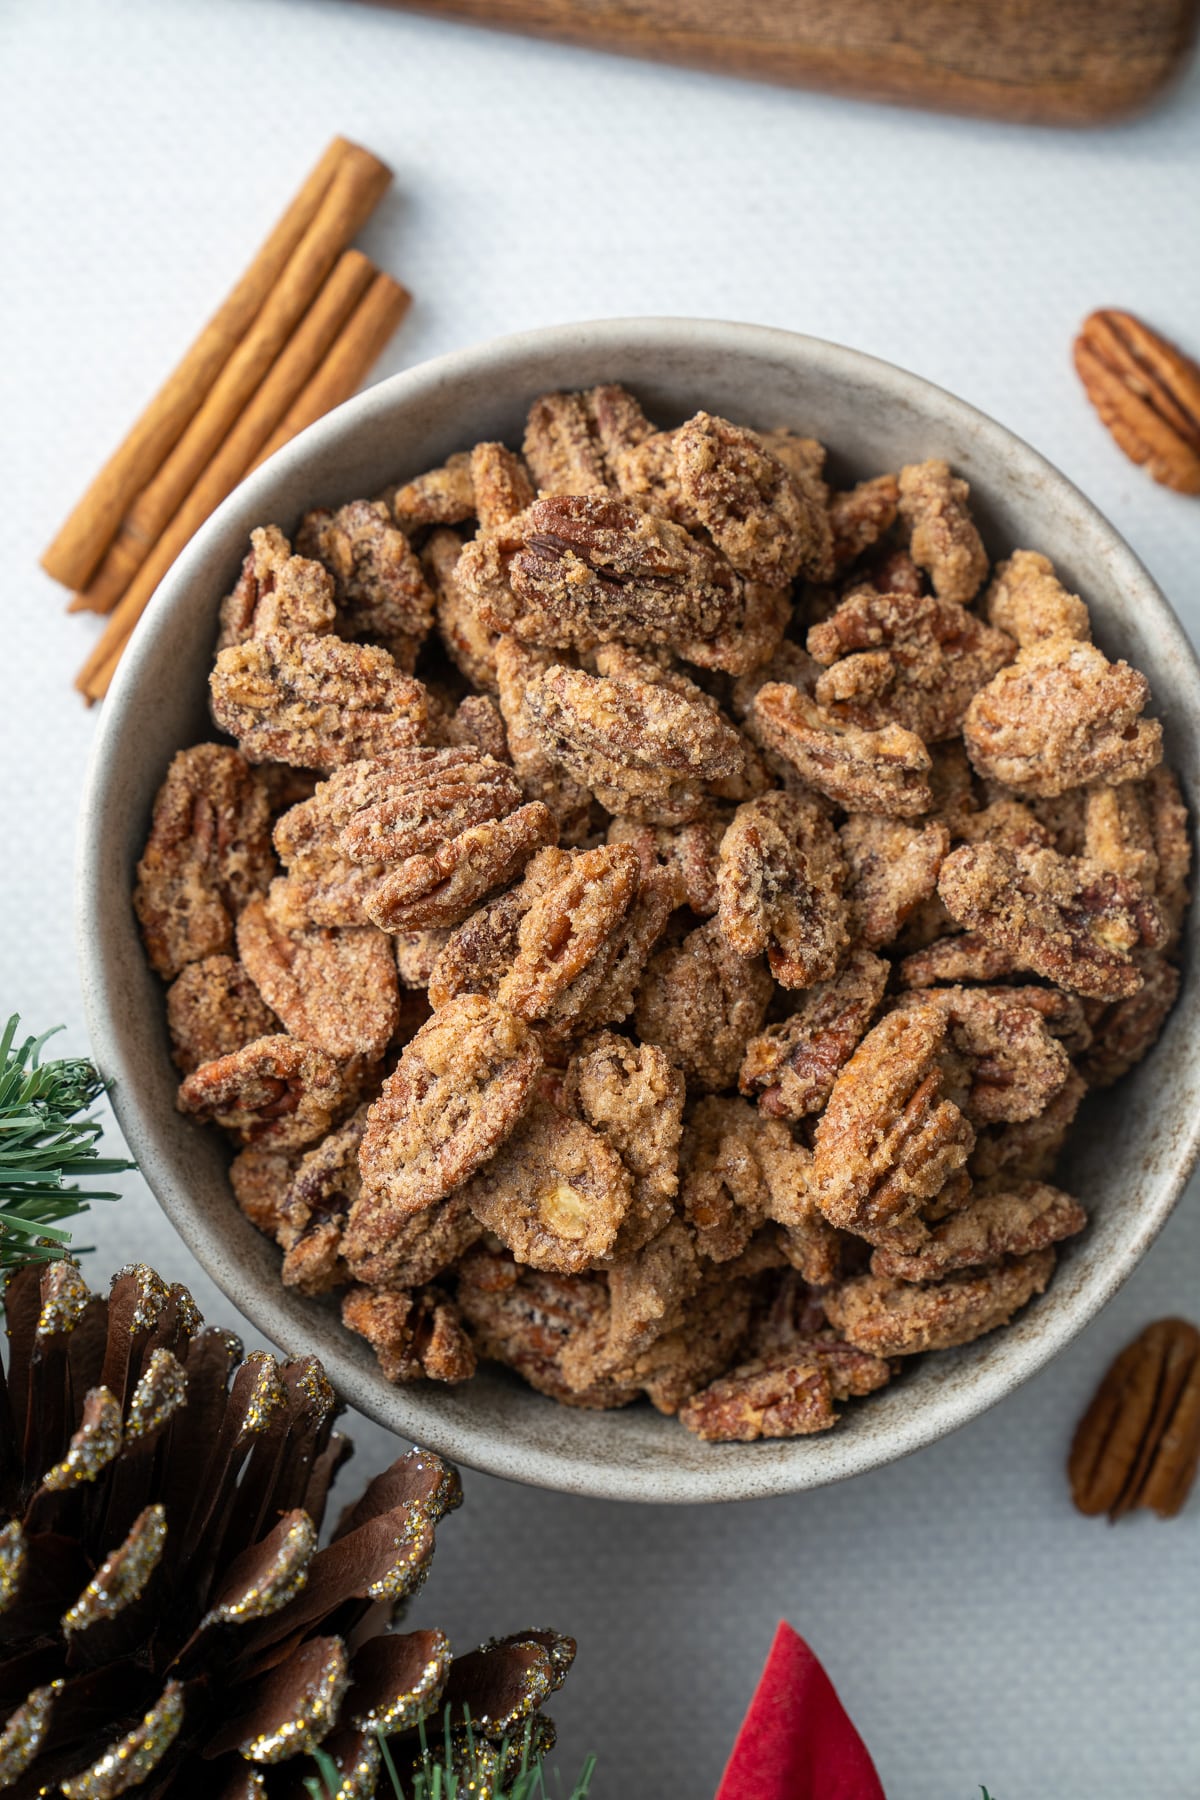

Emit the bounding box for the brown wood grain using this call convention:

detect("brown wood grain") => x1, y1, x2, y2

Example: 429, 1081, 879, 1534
366, 0, 1198, 124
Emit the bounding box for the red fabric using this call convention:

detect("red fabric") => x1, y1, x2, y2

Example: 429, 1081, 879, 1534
714, 1620, 886, 1800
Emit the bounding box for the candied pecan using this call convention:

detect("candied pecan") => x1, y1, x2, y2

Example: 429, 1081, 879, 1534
271, 754, 411, 926
279, 1224, 346, 1296
871, 1181, 1085, 1281
365, 803, 558, 933
810, 1009, 975, 1246
826, 1247, 1056, 1356
634, 916, 774, 1093
177, 1033, 352, 1149
716, 790, 849, 989
962, 636, 1162, 796
394, 928, 451, 988
296, 499, 435, 668
1145, 765, 1191, 947
891, 986, 1070, 1126
829, 474, 900, 568
216, 524, 336, 651
1079, 951, 1181, 1087
672, 580, 793, 680
840, 814, 949, 948
166, 954, 280, 1074
469, 440, 535, 529
344, 1189, 482, 1291
1084, 781, 1159, 890
628, 1264, 758, 1414
969, 1067, 1087, 1184
466, 494, 744, 652
568, 862, 680, 1039
984, 550, 1091, 648
354, 995, 541, 1223
444, 693, 509, 762
462, 1100, 633, 1274
424, 526, 500, 693
564, 1034, 685, 1254
898, 933, 1020, 988
494, 638, 593, 842
341, 1285, 476, 1384
134, 744, 276, 979
740, 947, 890, 1120
1068, 1317, 1200, 1521
607, 811, 726, 916
559, 1220, 701, 1392
680, 1097, 772, 1263
210, 632, 427, 771
952, 795, 1052, 851
731, 640, 820, 721
522, 384, 655, 495
938, 841, 1165, 1000
229, 1143, 302, 1237
392, 452, 476, 529
522, 659, 745, 824
276, 1104, 365, 1242
680, 1354, 838, 1440
750, 681, 933, 818
807, 588, 1013, 744
236, 882, 399, 1061
750, 1117, 842, 1284
896, 459, 988, 603
456, 1246, 639, 1409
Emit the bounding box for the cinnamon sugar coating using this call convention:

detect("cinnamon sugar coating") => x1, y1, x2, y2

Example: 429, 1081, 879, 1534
938, 841, 1166, 1000
135, 745, 277, 980
177, 1033, 353, 1150
627, 1263, 760, 1414
296, 499, 435, 668
425, 526, 500, 692
829, 474, 900, 568
825, 1247, 1056, 1357
679, 1326, 892, 1441
210, 632, 427, 771
890, 985, 1070, 1126
456, 1247, 639, 1409
461, 1100, 633, 1273
1144, 766, 1192, 948
216, 524, 336, 651
356, 995, 541, 1223
750, 681, 933, 817
841, 814, 949, 948
963, 637, 1162, 796
166, 954, 280, 1074
607, 812, 726, 916
523, 384, 656, 495
392, 451, 476, 529
469, 440, 536, 529
969, 1067, 1087, 1185
808, 589, 1014, 743
229, 1143, 302, 1238
564, 1033, 685, 1255
634, 916, 774, 1092
363, 802, 558, 933
739, 947, 889, 1120
341, 1285, 476, 1384
898, 933, 1021, 989
236, 881, 399, 1061
1079, 952, 1182, 1087
716, 790, 849, 989
984, 550, 1091, 647
871, 1181, 1086, 1281
897, 459, 989, 603
444, 692, 509, 762
494, 638, 594, 842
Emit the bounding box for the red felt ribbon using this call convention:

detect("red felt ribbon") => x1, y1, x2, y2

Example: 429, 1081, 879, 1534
714, 1620, 886, 1800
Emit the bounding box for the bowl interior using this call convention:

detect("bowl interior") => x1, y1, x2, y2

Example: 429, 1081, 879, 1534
78, 319, 1200, 1503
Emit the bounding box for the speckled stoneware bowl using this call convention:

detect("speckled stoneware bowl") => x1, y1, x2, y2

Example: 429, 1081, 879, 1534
78, 318, 1200, 1503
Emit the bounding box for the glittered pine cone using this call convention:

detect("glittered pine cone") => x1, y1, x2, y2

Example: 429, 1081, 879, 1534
0, 1262, 574, 1798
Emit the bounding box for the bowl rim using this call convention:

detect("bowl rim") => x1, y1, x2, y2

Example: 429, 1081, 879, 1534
77, 315, 1200, 1503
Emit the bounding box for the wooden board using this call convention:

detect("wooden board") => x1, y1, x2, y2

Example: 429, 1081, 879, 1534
368, 0, 1199, 124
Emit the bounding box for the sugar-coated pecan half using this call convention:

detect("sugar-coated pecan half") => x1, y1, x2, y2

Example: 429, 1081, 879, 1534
1083, 780, 1159, 890
229, 1143, 303, 1238
461, 1099, 633, 1274
671, 579, 793, 679
392, 451, 476, 528
635, 916, 775, 1093
829, 473, 900, 568
557, 1219, 701, 1393
564, 1033, 685, 1257
296, 499, 435, 668
984, 550, 1091, 648
496, 843, 640, 1022
134, 744, 277, 979
1144, 766, 1191, 949
807, 589, 1014, 744
810, 1008, 975, 1245
236, 881, 399, 1061
740, 947, 890, 1120
522, 384, 656, 495
166, 954, 280, 1074
890, 985, 1070, 1126
210, 632, 428, 771
1079, 951, 1182, 1087
216, 524, 336, 651
177, 1033, 353, 1149
469, 440, 536, 529
607, 811, 727, 916
750, 681, 933, 818
938, 841, 1166, 1000
465, 494, 745, 652
341, 1285, 476, 1384
354, 995, 541, 1222
840, 813, 949, 948
363, 803, 558, 933
424, 526, 500, 693
627, 1263, 760, 1414
443, 692, 509, 762
896, 459, 989, 603
336, 747, 526, 864
679, 1097, 773, 1264
897, 933, 1021, 988
969, 1067, 1087, 1185
962, 636, 1162, 797
494, 638, 594, 842
716, 789, 849, 989
825, 1246, 1056, 1356
456, 1246, 639, 1409
871, 1180, 1085, 1281
678, 1323, 893, 1441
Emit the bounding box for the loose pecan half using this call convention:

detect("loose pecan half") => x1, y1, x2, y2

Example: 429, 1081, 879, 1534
938, 841, 1165, 1001
717, 789, 849, 989
740, 947, 890, 1120
1069, 1317, 1200, 1519
1073, 310, 1200, 495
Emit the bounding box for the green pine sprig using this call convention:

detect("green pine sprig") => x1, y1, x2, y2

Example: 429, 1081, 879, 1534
0, 1014, 132, 1284
303, 1709, 596, 1800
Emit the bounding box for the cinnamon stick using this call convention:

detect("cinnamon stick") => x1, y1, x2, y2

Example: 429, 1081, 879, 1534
251, 272, 412, 470
70, 149, 393, 618
41, 137, 383, 593
74, 253, 391, 697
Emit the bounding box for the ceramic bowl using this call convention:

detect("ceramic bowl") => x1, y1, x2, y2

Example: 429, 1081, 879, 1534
78, 318, 1200, 1503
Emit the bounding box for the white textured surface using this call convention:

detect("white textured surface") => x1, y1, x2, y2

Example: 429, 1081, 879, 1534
2, 2, 1199, 1793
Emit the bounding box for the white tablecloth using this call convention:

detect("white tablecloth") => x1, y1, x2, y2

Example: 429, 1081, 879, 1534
2, 4, 1198, 1791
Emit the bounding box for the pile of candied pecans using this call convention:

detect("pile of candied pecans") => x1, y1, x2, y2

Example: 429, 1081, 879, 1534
134, 384, 1191, 1443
